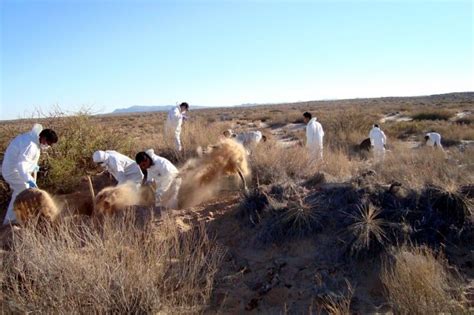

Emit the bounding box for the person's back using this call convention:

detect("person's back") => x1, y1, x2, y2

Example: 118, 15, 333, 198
236, 131, 263, 147
104, 150, 143, 185
369, 126, 386, 148
147, 150, 178, 180
306, 118, 324, 147
425, 132, 442, 148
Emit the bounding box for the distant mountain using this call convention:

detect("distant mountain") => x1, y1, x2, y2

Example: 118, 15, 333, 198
111, 105, 208, 114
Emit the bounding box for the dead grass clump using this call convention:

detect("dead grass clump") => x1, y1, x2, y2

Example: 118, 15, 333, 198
381, 246, 465, 314
344, 203, 388, 256
238, 186, 278, 225
258, 186, 323, 244
1, 215, 224, 313
13, 188, 60, 224
319, 280, 354, 315
423, 186, 471, 228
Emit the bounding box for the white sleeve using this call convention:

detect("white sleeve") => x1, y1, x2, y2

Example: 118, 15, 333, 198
306, 126, 314, 147
109, 156, 126, 183
382, 131, 387, 144
17, 143, 38, 182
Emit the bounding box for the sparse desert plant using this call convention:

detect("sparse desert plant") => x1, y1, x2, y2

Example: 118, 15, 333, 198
258, 187, 322, 244
0, 214, 224, 313
345, 202, 388, 255
381, 246, 465, 314
319, 280, 354, 315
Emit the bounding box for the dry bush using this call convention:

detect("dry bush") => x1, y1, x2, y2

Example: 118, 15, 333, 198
0, 215, 224, 313
411, 110, 453, 121
375, 145, 473, 190
37, 110, 132, 193
319, 280, 354, 315
345, 203, 388, 255
381, 246, 465, 314
251, 144, 316, 184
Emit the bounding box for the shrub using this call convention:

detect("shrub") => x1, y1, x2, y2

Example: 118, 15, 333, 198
381, 246, 465, 314
0, 214, 224, 313
38, 112, 132, 193
411, 110, 453, 121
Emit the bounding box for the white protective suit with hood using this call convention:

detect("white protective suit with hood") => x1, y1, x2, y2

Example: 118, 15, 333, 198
93, 150, 143, 185
165, 105, 185, 151
2, 124, 43, 225
306, 118, 324, 160
144, 149, 180, 207
426, 132, 443, 149
369, 126, 387, 161
236, 131, 263, 147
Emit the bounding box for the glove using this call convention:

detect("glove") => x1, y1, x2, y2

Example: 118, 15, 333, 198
27, 180, 37, 189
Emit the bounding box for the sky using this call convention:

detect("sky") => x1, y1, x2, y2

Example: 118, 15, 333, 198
1, 0, 473, 120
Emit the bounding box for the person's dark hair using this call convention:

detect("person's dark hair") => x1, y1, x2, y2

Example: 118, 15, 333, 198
424, 135, 430, 141
135, 151, 151, 164
262, 135, 267, 142
374, 124, 379, 128
303, 112, 312, 119
180, 102, 189, 110
39, 129, 58, 144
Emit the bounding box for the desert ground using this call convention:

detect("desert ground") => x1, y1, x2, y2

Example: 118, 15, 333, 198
0, 92, 473, 313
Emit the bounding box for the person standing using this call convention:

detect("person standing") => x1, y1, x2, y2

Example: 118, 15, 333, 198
165, 102, 189, 152
303, 112, 324, 160
2, 124, 58, 225
369, 124, 387, 162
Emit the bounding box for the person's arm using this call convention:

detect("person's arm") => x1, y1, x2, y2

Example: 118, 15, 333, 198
382, 131, 387, 145
16, 143, 39, 183
369, 130, 375, 146
306, 126, 313, 148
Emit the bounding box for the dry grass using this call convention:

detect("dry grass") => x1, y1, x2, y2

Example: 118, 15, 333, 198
0, 214, 224, 313
346, 203, 388, 255
381, 246, 465, 314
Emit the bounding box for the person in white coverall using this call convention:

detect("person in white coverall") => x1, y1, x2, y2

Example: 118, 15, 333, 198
135, 149, 180, 208
223, 129, 267, 151
93, 150, 143, 185
1, 124, 58, 225
425, 132, 443, 150
165, 102, 189, 152
303, 112, 324, 160
369, 124, 387, 162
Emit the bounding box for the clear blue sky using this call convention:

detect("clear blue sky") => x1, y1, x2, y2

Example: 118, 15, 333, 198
1, 0, 473, 120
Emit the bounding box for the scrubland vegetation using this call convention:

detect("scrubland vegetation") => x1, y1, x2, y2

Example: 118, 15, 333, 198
0, 92, 473, 313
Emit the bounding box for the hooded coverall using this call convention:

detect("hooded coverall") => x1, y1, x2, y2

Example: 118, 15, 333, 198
426, 132, 443, 149
144, 149, 180, 208
2, 124, 43, 225
93, 150, 143, 185
306, 118, 324, 160
165, 106, 184, 151
369, 126, 387, 162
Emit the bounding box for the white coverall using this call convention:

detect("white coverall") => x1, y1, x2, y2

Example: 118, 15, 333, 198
165, 106, 184, 151
93, 150, 143, 185
369, 126, 387, 162
1, 124, 43, 225
235, 131, 263, 153
306, 118, 324, 160
145, 149, 180, 207
426, 132, 443, 149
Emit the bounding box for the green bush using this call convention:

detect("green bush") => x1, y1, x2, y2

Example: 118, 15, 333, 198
411, 111, 453, 121
38, 112, 132, 193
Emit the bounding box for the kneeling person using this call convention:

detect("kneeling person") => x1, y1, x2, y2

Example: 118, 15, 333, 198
135, 149, 180, 208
